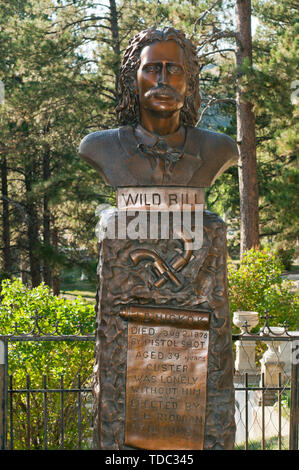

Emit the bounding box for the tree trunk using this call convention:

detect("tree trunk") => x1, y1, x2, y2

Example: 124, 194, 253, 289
52, 226, 60, 296
20, 253, 28, 285
43, 144, 52, 287
109, 0, 121, 91
235, 0, 259, 257
25, 166, 41, 287
1, 155, 11, 276
27, 204, 41, 287
27, 202, 41, 287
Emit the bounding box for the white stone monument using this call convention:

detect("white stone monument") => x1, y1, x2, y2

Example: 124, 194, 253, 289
233, 311, 259, 384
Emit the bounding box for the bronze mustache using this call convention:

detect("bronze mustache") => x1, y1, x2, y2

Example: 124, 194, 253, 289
144, 85, 182, 101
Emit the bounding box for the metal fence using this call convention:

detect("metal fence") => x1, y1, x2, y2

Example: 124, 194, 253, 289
0, 313, 298, 450
7, 373, 93, 450
232, 313, 299, 450
0, 316, 95, 450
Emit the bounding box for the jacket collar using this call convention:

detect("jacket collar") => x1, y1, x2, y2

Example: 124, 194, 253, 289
118, 125, 202, 186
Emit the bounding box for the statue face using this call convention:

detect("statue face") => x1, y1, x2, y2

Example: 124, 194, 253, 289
136, 40, 189, 118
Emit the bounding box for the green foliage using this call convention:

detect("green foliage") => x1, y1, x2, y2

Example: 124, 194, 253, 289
205, 0, 299, 256
228, 249, 299, 330
1, 0, 297, 283
276, 247, 296, 271
251, 1, 299, 248
0, 279, 95, 449
0, 278, 95, 336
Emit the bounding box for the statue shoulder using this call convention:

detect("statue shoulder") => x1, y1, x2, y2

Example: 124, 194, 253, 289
78, 128, 121, 184
187, 127, 239, 186
79, 128, 119, 160
190, 127, 239, 160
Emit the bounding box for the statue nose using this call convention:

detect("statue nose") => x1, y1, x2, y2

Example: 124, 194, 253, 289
158, 64, 168, 85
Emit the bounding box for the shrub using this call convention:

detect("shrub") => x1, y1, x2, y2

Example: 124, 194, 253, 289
228, 249, 299, 330
276, 247, 296, 271
0, 279, 95, 449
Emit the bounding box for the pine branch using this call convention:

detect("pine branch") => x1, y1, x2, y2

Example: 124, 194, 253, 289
199, 48, 235, 59
198, 30, 240, 51
191, 0, 223, 38
197, 97, 236, 126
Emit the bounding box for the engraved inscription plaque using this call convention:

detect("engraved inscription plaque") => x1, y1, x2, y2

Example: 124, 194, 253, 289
120, 305, 210, 450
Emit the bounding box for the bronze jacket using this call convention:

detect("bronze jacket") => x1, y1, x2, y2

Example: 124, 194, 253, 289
79, 125, 238, 188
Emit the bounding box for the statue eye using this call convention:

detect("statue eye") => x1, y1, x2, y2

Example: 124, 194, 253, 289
167, 64, 183, 74
143, 64, 160, 73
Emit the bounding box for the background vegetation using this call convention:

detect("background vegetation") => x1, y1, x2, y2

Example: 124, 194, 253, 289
0, 278, 95, 449
0, 0, 297, 290
228, 248, 298, 330
0, 0, 298, 450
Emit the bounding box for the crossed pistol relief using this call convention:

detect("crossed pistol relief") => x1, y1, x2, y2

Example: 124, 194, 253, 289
129, 227, 193, 291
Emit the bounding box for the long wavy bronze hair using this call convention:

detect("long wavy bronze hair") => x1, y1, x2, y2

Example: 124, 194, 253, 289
116, 27, 201, 127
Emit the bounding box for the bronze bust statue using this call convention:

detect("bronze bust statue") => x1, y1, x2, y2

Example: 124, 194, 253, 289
82, 27, 237, 451
79, 27, 238, 187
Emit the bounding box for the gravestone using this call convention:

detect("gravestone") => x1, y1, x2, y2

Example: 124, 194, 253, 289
79, 26, 238, 450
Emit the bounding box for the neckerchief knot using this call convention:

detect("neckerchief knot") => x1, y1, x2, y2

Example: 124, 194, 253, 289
138, 139, 182, 164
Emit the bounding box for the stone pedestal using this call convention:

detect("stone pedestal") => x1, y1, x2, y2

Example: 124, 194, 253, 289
234, 340, 258, 384
233, 311, 259, 384
256, 328, 285, 406
93, 210, 235, 450
279, 332, 299, 380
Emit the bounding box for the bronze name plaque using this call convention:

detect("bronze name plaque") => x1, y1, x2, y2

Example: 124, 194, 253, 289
117, 187, 205, 211
120, 305, 210, 450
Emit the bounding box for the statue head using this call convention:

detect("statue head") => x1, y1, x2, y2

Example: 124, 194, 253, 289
116, 27, 201, 127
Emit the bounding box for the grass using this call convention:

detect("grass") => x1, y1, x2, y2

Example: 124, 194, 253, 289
289, 264, 299, 273
235, 435, 289, 450
60, 288, 96, 303
60, 267, 97, 304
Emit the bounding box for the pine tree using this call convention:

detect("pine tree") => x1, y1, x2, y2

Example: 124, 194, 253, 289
251, 0, 299, 260
236, 0, 259, 256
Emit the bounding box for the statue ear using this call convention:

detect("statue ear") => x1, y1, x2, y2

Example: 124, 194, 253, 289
186, 85, 192, 97
186, 78, 193, 97
132, 78, 138, 95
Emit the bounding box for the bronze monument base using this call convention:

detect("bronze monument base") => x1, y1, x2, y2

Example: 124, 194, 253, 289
93, 210, 235, 450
